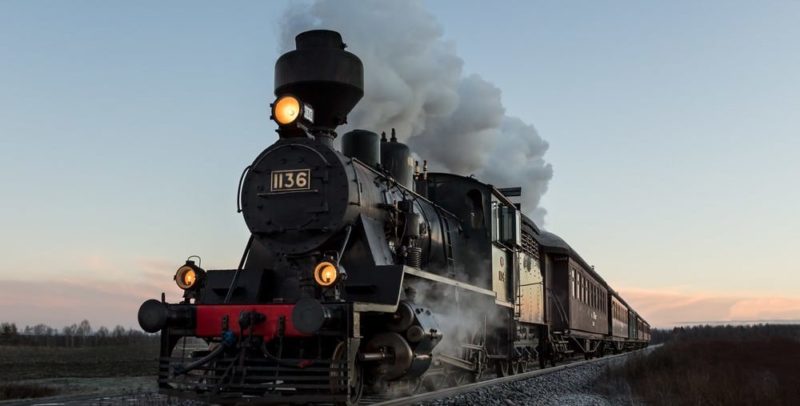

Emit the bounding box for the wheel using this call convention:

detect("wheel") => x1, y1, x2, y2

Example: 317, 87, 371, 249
495, 359, 511, 377
472, 351, 486, 382
473, 366, 484, 382
331, 342, 363, 406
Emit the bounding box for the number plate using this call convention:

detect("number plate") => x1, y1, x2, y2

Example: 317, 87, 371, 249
270, 169, 311, 192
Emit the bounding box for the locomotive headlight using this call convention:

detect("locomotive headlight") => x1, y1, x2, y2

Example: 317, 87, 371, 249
273, 95, 300, 125
271, 95, 315, 127
313, 261, 339, 287
174, 261, 205, 290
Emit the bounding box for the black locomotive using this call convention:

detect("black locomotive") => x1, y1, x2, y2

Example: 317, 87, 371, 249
137, 29, 650, 405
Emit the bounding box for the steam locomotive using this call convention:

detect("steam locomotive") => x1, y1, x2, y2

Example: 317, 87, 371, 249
137, 29, 650, 405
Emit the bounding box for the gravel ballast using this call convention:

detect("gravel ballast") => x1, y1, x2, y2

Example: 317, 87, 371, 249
417, 356, 641, 406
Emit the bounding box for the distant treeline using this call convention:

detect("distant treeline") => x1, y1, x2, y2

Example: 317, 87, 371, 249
0, 320, 158, 347
649, 323, 800, 345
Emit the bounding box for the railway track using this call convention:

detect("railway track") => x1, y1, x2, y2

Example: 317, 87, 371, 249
364, 346, 656, 406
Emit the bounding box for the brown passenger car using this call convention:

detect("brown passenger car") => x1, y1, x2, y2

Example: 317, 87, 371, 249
538, 231, 609, 357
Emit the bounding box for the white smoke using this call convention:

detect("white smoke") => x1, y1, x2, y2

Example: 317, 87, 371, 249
280, 0, 553, 224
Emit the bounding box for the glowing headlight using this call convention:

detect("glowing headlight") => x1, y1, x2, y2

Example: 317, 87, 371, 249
273, 95, 300, 125
175, 265, 199, 290
313, 261, 339, 287
271, 95, 314, 127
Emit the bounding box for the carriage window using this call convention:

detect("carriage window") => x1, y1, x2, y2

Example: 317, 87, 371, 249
595, 287, 599, 309
580, 277, 584, 303
583, 279, 587, 304
582, 278, 586, 303
586, 280, 589, 305
594, 286, 600, 310
570, 269, 575, 298
586, 281, 589, 304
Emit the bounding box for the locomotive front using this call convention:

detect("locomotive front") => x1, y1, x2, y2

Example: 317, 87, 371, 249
136, 30, 446, 405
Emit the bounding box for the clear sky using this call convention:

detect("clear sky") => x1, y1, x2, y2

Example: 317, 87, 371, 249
1, 0, 798, 329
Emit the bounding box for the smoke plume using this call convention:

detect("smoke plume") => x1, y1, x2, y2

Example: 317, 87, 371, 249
280, 0, 553, 224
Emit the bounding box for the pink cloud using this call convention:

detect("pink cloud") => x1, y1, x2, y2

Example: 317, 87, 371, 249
727, 297, 800, 320
618, 287, 800, 327
1, 248, 253, 330
0, 279, 151, 329
0, 257, 185, 330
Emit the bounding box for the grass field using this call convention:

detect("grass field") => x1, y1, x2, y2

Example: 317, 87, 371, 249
0, 343, 161, 400
0, 343, 160, 381
599, 326, 800, 405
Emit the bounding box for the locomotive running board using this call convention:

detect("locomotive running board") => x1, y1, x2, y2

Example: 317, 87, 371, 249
404, 268, 496, 298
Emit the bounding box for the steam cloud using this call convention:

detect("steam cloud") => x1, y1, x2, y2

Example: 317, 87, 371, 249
280, 0, 553, 224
